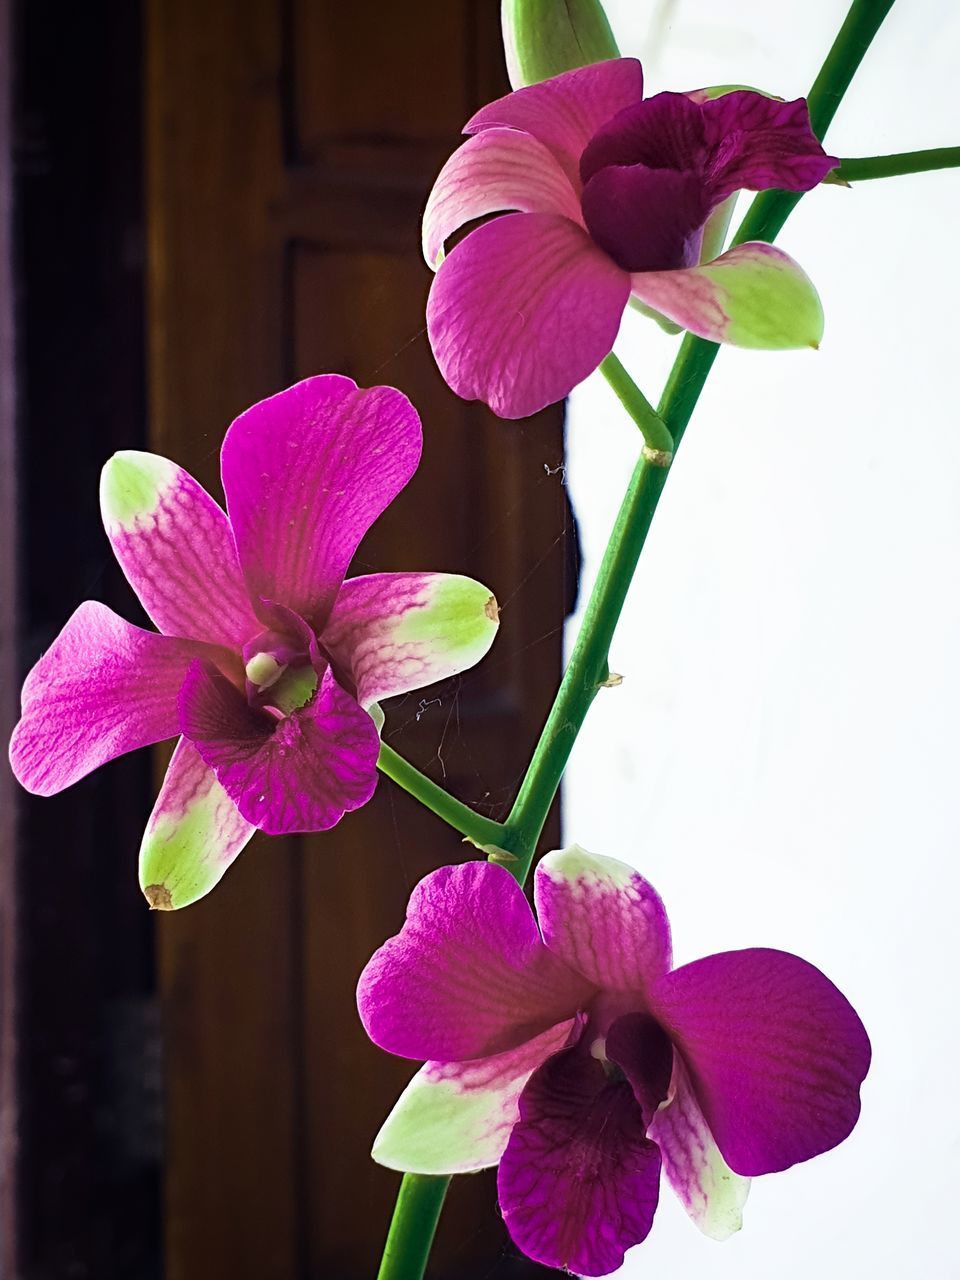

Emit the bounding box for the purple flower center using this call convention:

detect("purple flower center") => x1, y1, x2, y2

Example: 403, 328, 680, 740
583, 994, 674, 1121
578, 92, 715, 274
242, 628, 318, 716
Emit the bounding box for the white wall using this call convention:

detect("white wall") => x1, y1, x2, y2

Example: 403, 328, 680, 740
564, 3, 960, 1276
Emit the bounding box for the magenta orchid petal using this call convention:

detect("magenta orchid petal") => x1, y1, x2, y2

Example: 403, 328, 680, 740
100, 451, 260, 649
422, 127, 583, 270
629, 242, 824, 349
652, 948, 872, 1177
465, 58, 644, 185
647, 1052, 750, 1241
372, 1019, 579, 1175
535, 846, 672, 990
427, 65, 834, 413
579, 91, 707, 184
581, 164, 708, 272
427, 211, 629, 419
179, 660, 380, 835
700, 91, 838, 202
9, 602, 220, 796
220, 374, 422, 630
498, 1043, 662, 1276
321, 572, 500, 709
138, 738, 256, 911
357, 861, 591, 1063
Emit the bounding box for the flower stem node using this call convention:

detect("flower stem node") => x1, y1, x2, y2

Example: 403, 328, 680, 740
599, 671, 623, 689
641, 446, 674, 469
466, 838, 519, 865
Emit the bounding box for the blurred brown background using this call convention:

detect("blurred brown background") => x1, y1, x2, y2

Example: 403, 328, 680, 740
1, 1, 576, 1276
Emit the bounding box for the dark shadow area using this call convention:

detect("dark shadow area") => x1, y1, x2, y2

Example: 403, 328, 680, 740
8, 1, 160, 1275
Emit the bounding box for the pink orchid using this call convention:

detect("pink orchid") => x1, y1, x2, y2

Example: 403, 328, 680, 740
423, 60, 838, 418
358, 847, 870, 1277
9, 375, 500, 909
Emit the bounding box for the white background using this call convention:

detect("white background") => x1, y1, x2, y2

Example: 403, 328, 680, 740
563, 2, 960, 1277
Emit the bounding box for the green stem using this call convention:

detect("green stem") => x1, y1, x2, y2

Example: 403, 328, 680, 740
377, 1174, 448, 1280
377, 742, 505, 848
498, 452, 670, 883
375, 2, 896, 1275
835, 146, 960, 182
598, 353, 674, 453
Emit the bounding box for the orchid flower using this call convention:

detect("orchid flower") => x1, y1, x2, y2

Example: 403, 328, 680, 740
9, 375, 500, 909
358, 846, 870, 1277
423, 60, 838, 418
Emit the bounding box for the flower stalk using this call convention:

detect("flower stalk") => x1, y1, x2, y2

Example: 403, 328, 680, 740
376, 1, 898, 1274
377, 742, 505, 848
836, 146, 960, 182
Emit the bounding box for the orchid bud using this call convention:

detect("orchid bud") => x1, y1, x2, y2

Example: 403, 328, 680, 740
501, 0, 620, 89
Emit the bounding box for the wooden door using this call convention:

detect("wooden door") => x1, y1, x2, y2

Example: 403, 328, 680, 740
148, 3, 573, 1276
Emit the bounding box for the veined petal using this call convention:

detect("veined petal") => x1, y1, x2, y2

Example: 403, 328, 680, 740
581, 164, 707, 273
179, 661, 380, 835
652, 948, 871, 1177
138, 737, 256, 911
100, 451, 259, 649
629, 242, 824, 350
427, 211, 629, 419
357, 860, 591, 1062
371, 1019, 577, 1174
627, 192, 739, 334
321, 572, 499, 709
466, 58, 644, 186
221, 375, 422, 631
701, 92, 838, 202
498, 1043, 662, 1276
9, 602, 215, 795
422, 128, 582, 270
579, 92, 707, 185
535, 845, 672, 991
647, 1053, 750, 1241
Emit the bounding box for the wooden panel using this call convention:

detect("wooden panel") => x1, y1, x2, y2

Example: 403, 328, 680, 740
293, 0, 471, 146
148, 4, 302, 1278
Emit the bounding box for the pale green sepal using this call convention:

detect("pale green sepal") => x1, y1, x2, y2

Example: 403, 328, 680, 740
716, 244, 824, 349
648, 1056, 751, 1241
687, 84, 780, 104
372, 1020, 575, 1174
631, 244, 824, 351
381, 575, 499, 698
691, 1145, 750, 1241
100, 450, 178, 531
140, 740, 256, 911
502, 0, 620, 89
